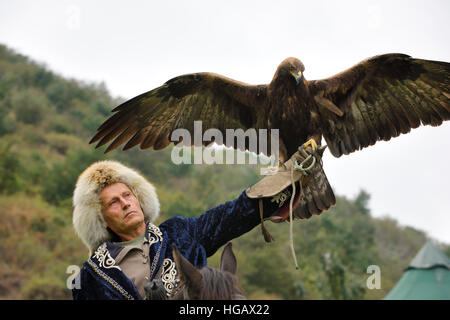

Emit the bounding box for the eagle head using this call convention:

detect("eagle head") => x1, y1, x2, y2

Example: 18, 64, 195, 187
274, 57, 305, 85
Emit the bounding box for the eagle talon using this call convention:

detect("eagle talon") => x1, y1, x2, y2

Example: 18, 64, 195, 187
302, 139, 318, 151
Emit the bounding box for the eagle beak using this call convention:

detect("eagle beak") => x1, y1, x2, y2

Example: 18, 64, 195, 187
290, 71, 303, 84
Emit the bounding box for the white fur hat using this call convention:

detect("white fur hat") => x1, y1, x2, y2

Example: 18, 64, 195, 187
72, 160, 160, 251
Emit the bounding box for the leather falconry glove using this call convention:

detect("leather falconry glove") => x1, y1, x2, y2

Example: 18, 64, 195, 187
246, 145, 327, 242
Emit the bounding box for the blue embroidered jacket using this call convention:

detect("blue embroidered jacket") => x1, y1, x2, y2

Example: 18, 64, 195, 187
72, 191, 268, 300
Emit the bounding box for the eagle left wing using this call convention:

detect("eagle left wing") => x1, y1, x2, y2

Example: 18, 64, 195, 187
310, 54, 450, 157
90, 73, 268, 153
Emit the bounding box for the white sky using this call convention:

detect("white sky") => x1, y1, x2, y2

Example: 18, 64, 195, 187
1, 0, 449, 244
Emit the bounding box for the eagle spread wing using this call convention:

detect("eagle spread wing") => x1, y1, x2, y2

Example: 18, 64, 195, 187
90, 73, 267, 153
310, 54, 450, 157
90, 54, 449, 222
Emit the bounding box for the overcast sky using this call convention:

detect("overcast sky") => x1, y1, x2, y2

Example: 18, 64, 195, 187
1, 0, 449, 244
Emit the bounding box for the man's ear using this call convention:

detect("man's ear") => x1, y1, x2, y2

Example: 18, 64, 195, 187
172, 244, 203, 297
220, 242, 237, 275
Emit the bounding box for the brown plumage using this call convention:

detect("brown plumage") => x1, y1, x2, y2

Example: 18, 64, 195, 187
90, 53, 450, 219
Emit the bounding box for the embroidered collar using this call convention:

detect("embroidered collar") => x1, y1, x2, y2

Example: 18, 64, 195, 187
99, 222, 163, 262
145, 222, 163, 246
88, 222, 179, 299
92, 242, 121, 270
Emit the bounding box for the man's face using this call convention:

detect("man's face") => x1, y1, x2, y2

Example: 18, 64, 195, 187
99, 182, 145, 237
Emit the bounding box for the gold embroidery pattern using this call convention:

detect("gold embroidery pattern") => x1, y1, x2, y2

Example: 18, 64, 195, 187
87, 259, 134, 300
271, 189, 292, 207
93, 243, 121, 270
147, 223, 163, 246
161, 258, 178, 295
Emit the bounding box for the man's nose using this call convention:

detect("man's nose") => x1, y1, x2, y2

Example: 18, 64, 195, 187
120, 197, 131, 208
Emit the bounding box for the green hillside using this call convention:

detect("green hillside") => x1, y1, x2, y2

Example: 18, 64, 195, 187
0, 44, 447, 299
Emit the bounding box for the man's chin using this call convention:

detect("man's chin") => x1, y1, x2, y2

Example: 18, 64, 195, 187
124, 213, 145, 229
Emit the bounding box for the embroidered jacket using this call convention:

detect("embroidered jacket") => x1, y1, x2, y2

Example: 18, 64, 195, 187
72, 191, 267, 300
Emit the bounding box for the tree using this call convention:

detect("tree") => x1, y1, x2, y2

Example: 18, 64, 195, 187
0, 141, 23, 194
354, 189, 371, 215
41, 148, 106, 205
11, 88, 49, 125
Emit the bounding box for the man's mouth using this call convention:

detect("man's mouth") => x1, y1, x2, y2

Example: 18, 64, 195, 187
124, 211, 136, 219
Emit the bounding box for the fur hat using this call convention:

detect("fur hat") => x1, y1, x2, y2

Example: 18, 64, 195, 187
73, 160, 160, 251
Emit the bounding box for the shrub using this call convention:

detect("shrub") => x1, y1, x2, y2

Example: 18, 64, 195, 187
41, 148, 106, 205
21, 274, 69, 300
44, 133, 84, 155
11, 88, 49, 125
0, 142, 23, 194
0, 101, 17, 135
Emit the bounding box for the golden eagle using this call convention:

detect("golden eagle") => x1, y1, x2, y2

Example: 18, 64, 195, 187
90, 53, 450, 219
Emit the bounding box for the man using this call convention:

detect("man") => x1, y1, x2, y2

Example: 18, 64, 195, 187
71, 146, 328, 300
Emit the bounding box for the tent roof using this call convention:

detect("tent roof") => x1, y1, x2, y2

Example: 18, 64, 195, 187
384, 268, 450, 300
385, 240, 450, 300
407, 240, 450, 271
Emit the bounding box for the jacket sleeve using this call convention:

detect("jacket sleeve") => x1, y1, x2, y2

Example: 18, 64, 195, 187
72, 267, 90, 300
72, 263, 135, 300
182, 190, 262, 257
